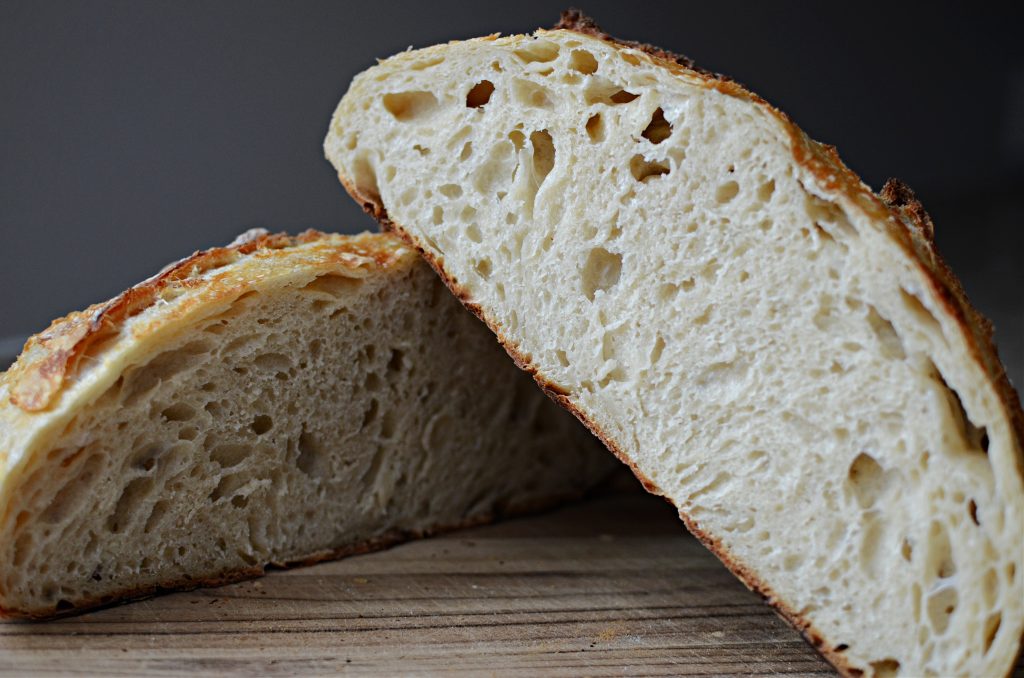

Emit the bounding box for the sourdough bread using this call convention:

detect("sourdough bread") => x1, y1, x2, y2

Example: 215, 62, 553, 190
324, 14, 1024, 677
0, 229, 612, 618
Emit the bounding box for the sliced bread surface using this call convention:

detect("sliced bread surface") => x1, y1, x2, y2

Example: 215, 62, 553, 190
324, 14, 1024, 677
0, 229, 612, 618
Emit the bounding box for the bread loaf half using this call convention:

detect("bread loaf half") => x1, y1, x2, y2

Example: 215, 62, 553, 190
0, 229, 612, 618
324, 13, 1024, 676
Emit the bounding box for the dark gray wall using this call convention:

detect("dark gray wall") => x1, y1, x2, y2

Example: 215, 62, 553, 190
1, 2, 1022, 380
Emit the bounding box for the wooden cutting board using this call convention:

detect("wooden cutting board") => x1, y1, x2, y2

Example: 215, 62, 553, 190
0, 492, 1018, 676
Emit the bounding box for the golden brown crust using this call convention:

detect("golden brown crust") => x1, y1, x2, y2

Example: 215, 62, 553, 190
3, 230, 409, 414
335, 12, 1024, 676
1, 487, 588, 620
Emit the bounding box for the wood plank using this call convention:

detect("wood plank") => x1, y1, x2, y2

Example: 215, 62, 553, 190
0, 492, 1018, 676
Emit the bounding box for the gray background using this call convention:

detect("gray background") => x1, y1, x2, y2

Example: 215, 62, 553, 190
1, 2, 1021, 385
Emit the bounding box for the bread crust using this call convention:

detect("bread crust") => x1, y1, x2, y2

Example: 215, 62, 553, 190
334, 12, 1024, 676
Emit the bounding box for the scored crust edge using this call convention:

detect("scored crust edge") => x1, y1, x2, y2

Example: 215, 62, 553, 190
334, 10, 1024, 676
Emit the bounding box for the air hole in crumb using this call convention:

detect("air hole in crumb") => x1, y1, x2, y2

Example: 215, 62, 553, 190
556, 350, 570, 367
144, 500, 168, 533
161, 403, 195, 422
629, 154, 670, 182
254, 352, 291, 372
757, 179, 775, 203
586, 113, 605, 142
584, 79, 639, 105
581, 248, 623, 301
361, 400, 379, 428
814, 223, 836, 244
107, 477, 155, 533
459, 141, 473, 161
475, 259, 492, 279
380, 410, 398, 439
211, 444, 249, 469
641, 107, 672, 144
926, 520, 956, 579
251, 415, 273, 435
568, 49, 598, 74
512, 79, 552, 108
866, 305, 906, 360
382, 91, 438, 121
466, 80, 495, 108
931, 365, 988, 454
387, 349, 404, 373
968, 499, 979, 525
529, 130, 556, 192
439, 183, 462, 199
847, 452, 890, 509
296, 430, 326, 476
41, 454, 102, 524
901, 538, 913, 562
513, 39, 560, 63
650, 335, 665, 364
900, 288, 943, 338
869, 659, 901, 678
301, 274, 362, 301
984, 612, 1002, 653
926, 585, 957, 634
715, 180, 740, 203
466, 224, 482, 243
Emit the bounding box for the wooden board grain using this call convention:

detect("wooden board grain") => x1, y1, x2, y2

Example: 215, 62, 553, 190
0, 492, 1019, 677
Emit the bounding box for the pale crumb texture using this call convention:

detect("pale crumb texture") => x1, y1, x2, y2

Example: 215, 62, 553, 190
325, 29, 1024, 677
0, 232, 612, 618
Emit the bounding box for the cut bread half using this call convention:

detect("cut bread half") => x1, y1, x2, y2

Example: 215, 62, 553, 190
324, 13, 1024, 677
0, 229, 613, 618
